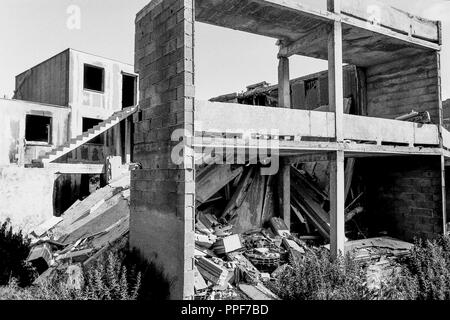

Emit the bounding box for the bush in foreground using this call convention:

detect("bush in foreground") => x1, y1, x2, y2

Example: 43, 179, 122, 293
0, 248, 170, 300
0, 219, 36, 287
270, 235, 450, 300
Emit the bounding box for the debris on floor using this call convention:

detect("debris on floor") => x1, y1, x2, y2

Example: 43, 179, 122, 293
193, 163, 414, 299
27, 162, 415, 300
27, 172, 131, 283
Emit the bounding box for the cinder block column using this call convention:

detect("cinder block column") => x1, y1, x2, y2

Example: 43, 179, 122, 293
131, 0, 195, 300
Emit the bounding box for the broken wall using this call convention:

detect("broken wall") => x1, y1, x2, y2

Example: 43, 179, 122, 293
130, 0, 195, 300
366, 52, 440, 122
361, 156, 443, 241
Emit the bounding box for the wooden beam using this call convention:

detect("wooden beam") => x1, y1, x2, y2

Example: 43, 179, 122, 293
278, 56, 291, 108
329, 150, 345, 259
344, 158, 355, 202
46, 163, 105, 174
328, 0, 344, 142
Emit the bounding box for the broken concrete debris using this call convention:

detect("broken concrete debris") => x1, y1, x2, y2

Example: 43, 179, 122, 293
27, 162, 415, 300
193, 164, 415, 300
27, 172, 131, 283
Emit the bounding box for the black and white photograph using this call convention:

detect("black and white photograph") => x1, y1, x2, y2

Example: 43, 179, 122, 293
1, 0, 450, 312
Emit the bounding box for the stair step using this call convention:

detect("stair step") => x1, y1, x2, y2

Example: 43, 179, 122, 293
37, 106, 137, 162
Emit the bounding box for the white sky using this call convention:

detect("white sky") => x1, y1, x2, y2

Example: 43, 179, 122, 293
0, 0, 449, 100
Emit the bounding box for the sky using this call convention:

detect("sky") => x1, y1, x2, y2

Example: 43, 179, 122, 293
0, 0, 449, 101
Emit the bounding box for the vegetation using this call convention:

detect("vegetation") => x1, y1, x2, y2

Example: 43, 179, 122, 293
0, 219, 36, 287
0, 217, 169, 300
3, 216, 450, 300
270, 235, 450, 300
269, 248, 373, 300
0, 249, 169, 300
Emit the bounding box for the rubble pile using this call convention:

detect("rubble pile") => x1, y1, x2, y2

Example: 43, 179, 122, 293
26, 173, 131, 284
24, 160, 415, 299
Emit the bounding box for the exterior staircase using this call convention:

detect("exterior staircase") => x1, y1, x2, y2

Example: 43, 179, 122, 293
34, 106, 137, 166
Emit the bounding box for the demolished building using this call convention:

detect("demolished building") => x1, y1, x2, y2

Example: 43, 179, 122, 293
2, 0, 450, 301
130, 0, 450, 300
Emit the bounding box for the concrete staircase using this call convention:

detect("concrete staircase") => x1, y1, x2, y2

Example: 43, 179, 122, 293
35, 106, 137, 166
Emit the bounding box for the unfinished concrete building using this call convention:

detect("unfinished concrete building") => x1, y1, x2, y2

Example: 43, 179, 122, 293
130, 0, 449, 299
0, 49, 138, 226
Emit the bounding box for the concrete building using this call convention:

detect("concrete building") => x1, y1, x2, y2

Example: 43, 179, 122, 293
0, 49, 138, 228
130, 0, 448, 300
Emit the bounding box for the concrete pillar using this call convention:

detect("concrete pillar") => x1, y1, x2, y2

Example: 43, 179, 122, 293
278, 56, 291, 108
328, 0, 344, 142
330, 150, 345, 259
130, 0, 195, 300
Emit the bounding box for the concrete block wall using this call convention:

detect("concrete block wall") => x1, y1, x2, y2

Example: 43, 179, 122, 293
130, 0, 195, 300
366, 52, 440, 123
362, 156, 443, 241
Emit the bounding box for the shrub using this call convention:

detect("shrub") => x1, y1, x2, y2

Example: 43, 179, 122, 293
120, 248, 170, 300
0, 248, 170, 300
82, 251, 142, 300
270, 235, 450, 301
0, 219, 36, 287
401, 237, 450, 300
269, 248, 373, 300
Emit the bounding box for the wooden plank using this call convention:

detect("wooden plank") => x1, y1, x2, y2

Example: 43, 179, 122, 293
278, 56, 291, 108
261, 175, 275, 225
220, 167, 254, 219
229, 171, 266, 234
291, 166, 329, 201
291, 182, 330, 238
196, 165, 244, 203
344, 158, 355, 202
329, 150, 345, 259
269, 217, 290, 237
281, 162, 291, 230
